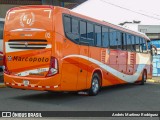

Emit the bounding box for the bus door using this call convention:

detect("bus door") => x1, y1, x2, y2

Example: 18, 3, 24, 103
61, 15, 81, 91
77, 43, 89, 90
61, 39, 79, 91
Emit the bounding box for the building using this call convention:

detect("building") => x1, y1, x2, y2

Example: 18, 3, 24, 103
0, 0, 87, 18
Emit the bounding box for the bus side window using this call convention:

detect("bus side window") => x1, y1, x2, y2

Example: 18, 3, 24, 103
117, 31, 122, 49
80, 21, 87, 44
135, 36, 140, 52
95, 25, 102, 47
72, 18, 79, 43
87, 22, 94, 46
139, 38, 143, 52
122, 33, 127, 50
102, 27, 109, 48
142, 38, 147, 53
110, 29, 117, 49
64, 16, 71, 33
64, 16, 79, 43
126, 34, 131, 51
131, 35, 136, 51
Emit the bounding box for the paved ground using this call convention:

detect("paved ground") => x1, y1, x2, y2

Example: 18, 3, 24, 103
0, 81, 160, 119
0, 82, 160, 111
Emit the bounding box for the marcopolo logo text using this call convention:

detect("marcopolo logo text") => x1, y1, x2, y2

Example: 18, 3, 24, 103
8, 56, 49, 62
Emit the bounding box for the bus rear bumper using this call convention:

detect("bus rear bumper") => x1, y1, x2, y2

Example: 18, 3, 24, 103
4, 73, 61, 91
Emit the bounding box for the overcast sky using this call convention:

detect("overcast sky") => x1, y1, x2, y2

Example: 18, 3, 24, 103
72, 0, 160, 25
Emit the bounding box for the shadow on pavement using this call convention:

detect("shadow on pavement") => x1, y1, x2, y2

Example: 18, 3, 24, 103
10, 83, 149, 104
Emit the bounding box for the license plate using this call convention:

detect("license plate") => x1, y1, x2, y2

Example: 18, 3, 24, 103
23, 80, 29, 86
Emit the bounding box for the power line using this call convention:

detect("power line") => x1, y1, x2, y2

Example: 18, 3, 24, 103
99, 0, 160, 21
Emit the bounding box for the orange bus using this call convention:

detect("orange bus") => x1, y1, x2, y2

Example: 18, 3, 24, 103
4, 5, 152, 95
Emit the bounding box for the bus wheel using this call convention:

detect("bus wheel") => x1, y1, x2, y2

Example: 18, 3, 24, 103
140, 71, 147, 85
88, 73, 100, 96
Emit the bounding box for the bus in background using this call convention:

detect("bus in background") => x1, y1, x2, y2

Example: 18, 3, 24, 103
0, 18, 4, 71
3, 6, 152, 96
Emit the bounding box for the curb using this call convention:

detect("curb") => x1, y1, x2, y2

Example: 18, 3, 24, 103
147, 79, 160, 84
0, 83, 6, 88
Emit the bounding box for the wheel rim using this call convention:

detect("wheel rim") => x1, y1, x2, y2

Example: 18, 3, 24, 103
92, 78, 99, 93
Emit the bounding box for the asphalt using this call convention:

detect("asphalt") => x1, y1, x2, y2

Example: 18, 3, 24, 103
0, 82, 160, 111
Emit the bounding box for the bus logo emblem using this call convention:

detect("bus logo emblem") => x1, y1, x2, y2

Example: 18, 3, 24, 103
20, 12, 35, 27
25, 42, 28, 47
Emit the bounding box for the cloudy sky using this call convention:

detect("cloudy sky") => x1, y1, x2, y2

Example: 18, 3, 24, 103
72, 0, 160, 25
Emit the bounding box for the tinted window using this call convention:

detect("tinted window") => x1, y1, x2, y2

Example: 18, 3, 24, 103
142, 38, 147, 53
0, 21, 4, 39
64, 16, 79, 43
126, 34, 132, 51
135, 36, 140, 52
139, 38, 143, 52
117, 31, 122, 49
110, 29, 117, 49
95, 25, 101, 47
131, 35, 136, 51
64, 16, 71, 33
122, 33, 127, 50
72, 18, 79, 34
87, 23, 94, 40
102, 27, 109, 48
80, 21, 87, 38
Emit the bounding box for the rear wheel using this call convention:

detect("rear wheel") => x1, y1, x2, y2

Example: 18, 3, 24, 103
140, 71, 147, 85
88, 73, 100, 96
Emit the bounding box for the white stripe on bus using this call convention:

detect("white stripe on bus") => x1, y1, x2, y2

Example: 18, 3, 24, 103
62, 53, 149, 83
10, 28, 46, 32
15, 68, 49, 77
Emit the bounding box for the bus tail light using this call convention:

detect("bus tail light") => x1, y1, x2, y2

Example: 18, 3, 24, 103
3, 55, 10, 75
46, 56, 58, 77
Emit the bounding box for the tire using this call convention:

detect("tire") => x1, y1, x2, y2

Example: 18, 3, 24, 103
140, 71, 147, 85
88, 73, 100, 96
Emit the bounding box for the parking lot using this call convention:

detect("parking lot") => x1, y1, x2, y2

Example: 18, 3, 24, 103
0, 81, 160, 111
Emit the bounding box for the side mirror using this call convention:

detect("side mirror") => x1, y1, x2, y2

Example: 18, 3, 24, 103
151, 45, 157, 56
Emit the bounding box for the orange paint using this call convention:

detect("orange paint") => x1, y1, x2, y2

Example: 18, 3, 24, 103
3, 6, 152, 92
